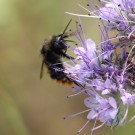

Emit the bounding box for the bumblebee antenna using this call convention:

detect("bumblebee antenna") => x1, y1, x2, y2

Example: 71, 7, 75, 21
59, 19, 72, 40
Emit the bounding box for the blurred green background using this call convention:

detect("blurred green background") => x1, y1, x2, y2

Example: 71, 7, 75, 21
0, 0, 135, 135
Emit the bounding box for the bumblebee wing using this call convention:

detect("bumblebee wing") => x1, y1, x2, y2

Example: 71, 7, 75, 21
40, 59, 44, 79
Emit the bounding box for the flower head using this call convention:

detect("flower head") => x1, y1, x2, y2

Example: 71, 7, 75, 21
50, 0, 135, 134
62, 16, 135, 133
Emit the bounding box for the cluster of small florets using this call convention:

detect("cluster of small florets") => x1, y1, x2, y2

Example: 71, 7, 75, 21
63, 0, 135, 134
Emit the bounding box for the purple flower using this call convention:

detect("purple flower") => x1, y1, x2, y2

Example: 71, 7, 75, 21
66, 0, 135, 39
62, 20, 135, 133
57, 0, 135, 134
91, 0, 135, 31
84, 95, 118, 125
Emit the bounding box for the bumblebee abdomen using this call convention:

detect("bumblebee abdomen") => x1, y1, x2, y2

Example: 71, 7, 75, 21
48, 68, 72, 85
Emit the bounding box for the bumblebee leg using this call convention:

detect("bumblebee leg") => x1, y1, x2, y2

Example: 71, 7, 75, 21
45, 61, 53, 67
64, 40, 77, 44
61, 52, 74, 59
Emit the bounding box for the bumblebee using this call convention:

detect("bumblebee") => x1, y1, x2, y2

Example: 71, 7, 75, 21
40, 19, 74, 85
